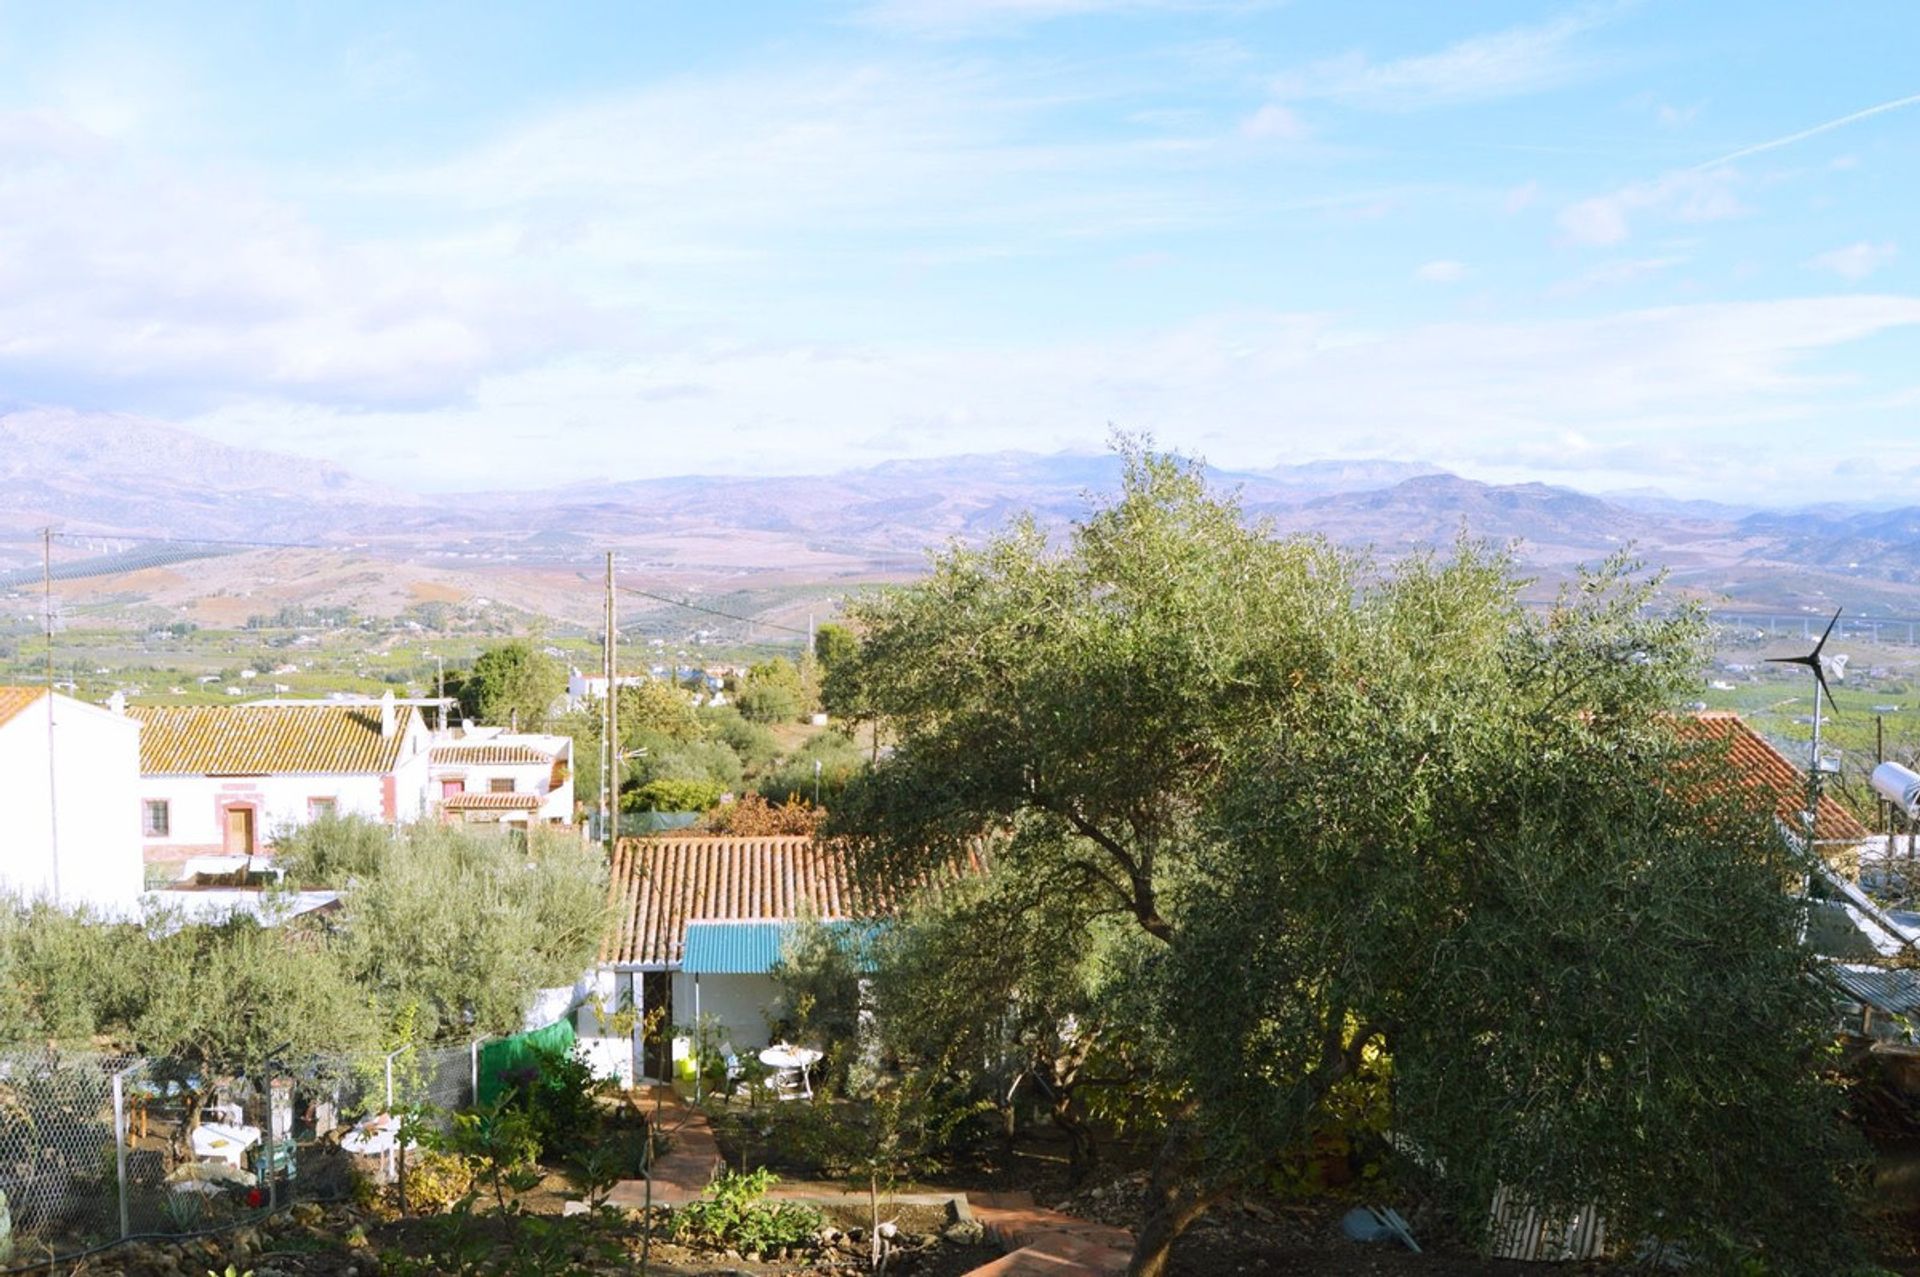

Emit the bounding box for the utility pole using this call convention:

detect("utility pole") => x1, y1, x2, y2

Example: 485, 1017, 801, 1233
42, 528, 60, 904
604, 552, 617, 856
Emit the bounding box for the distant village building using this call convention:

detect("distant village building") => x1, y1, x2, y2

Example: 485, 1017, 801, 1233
564, 668, 652, 711
0, 686, 145, 913
129, 691, 432, 858
429, 726, 574, 826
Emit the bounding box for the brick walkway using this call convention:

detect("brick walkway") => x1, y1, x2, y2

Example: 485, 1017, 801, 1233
605, 1087, 722, 1208
965, 1191, 1133, 1277
604, 1091, 1133, 1275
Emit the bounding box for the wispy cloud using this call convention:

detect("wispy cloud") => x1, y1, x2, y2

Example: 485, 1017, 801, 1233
1551, 254, 1688, 295
856, 0, 1271, 39
1267, 7, 1612, 112
1239, 102, 1307, 141
1414, 259, 1469, 284
1808, 241, 1898, 281
1559, 168, 1742, 245
1697, 91, 1920, 170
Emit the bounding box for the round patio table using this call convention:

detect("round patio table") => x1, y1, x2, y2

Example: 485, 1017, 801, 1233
758, 1044, 823, 1099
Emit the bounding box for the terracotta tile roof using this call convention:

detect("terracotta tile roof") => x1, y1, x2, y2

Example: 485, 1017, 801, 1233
600, 836, 870, 967
0, 686, 47, 730
443, 792, 543, 811
128, 703, 417, 775
430, 744, 554, 767
1677, 710, 1869, 843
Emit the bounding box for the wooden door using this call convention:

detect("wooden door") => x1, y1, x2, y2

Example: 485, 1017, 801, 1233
224, 806, 255, 855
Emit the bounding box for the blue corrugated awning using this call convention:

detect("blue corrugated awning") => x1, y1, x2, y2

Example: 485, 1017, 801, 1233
682, 920, 884, 975
684, 922, 787, 974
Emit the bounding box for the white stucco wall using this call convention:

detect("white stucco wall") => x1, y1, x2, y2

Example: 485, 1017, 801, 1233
673, 971, 784, 1054
0, 693, 144, 914
141, 772, 394, 851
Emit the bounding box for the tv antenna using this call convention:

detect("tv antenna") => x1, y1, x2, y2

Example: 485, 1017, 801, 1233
1765, 608, 1844, 847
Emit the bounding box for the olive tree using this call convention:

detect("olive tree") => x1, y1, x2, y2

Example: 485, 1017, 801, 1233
831, 443, 1863, 1274
335, 825, 610, 1040
133, 916, 378, 1143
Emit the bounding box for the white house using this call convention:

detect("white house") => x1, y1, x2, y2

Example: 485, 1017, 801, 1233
0, 686, 145, 914
564, 669, 651, 711
578, 835, 878, 1084
428, 727, 574, 826
129, 692, 433, 859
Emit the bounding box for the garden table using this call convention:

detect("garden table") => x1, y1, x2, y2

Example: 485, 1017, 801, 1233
758, 1044, 822, 1100
190, 1121, 261, 1169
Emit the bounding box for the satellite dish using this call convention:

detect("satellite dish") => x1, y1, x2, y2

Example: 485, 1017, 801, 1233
1765, 609, 1843, 715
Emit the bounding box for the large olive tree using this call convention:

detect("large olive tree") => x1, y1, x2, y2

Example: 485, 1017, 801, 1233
832, 444, 1861, 1274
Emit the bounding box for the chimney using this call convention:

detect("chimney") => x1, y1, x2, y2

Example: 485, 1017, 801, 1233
107, 690, 127, 715
380, 689, 397, 738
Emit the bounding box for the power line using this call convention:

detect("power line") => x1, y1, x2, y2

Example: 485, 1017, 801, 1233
48, 531, 338, 552
614, 583, 814, 637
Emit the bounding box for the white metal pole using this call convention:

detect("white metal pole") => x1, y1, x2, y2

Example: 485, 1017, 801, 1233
112, 1064, 131, 1239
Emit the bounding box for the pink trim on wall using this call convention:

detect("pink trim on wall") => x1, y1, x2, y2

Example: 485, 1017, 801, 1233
382, 774, 397, 822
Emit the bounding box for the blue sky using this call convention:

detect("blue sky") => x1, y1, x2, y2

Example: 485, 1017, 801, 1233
1, 1, 1917, 501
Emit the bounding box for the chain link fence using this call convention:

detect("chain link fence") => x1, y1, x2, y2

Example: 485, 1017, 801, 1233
0, 1039, 483, 1268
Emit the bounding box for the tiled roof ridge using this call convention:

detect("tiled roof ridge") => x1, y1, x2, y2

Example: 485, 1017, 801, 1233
129, 702, 416, 775
430, 743, 555, 765
0, 686, 48, 730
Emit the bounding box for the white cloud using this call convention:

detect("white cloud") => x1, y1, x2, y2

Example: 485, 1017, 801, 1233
1807, 241, 1897, 281
1559, 168, 1743, 245
1239, 103, 1307, 141
0, 112, 589, 408
1551, 254, 1688, 295
1414, 259, 1469, 284
1502, 180, 1541, 214
181, 294, 1920, 504
1269, 8, 1608, 112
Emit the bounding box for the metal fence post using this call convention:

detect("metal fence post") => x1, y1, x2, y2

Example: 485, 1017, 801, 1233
470, 1037, 480, 1106
385, 1046, 404, 1110
260, 1068, 277, 1213
111, 1062, 133, 1240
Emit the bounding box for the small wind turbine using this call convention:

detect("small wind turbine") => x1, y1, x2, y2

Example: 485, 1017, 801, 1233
1766, 608, 1844, 845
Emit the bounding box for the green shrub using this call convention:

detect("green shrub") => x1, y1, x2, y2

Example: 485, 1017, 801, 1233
401, 1149, 479, 1214
500, 1044, 609, 1158
625, 778, 725, 813
670, 1168, 822, 1253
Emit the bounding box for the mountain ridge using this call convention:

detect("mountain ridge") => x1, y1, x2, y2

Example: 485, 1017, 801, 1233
8, 414, 1920, 616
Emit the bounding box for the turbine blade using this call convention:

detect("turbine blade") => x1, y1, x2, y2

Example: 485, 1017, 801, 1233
1809, 608, 1842, 658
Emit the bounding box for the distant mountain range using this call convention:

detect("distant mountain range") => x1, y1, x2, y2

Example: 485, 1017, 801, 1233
7, 412, 1920, 618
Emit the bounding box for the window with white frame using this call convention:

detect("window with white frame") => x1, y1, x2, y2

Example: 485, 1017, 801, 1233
142, 800, 170, 837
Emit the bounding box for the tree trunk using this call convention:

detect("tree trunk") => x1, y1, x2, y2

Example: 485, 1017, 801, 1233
1127, 1179, 1220, 1277
174, 1087, 211, 1163
1051, 1095, 1096, 1182
1126, 1119, 1224, 1277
